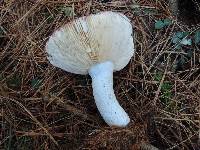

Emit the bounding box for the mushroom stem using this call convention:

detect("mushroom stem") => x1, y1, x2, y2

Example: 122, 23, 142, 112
89, 61, 130, 127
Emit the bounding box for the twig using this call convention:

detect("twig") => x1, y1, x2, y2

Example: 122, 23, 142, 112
1, 96, 59, 146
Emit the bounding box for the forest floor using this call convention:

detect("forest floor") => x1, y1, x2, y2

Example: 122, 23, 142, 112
1, 0, 200, 149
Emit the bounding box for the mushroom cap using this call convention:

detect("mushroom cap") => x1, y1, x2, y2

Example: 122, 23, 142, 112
46, 11, 134, 75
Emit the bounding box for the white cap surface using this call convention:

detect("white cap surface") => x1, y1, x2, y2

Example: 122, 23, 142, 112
46, 11, 134, 74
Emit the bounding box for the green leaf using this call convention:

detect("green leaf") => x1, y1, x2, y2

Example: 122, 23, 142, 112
186, 49, 193, 58
172, 35, 181, 44
181, 57, 186, 65
155, 20, 165, 29
175, 43, 182, 49
163, 18, 172, 26
179, 55, 186, 65
7, 75, 21, 88
0, 74, 3, 81
175, 31, 184, 38
161, 82, 172, 91
0, 26, 8, 36
194, 30, 200, 44
182, 31, 190, 37
130, 5, 141, 15
155, 18, 172, 30
172, 31, 191, 47
47, 15, 54, 23
0, 26, 4, 36
130, 4, 158, 15
31, 78, 42, 89
174, 31, 189, 38
143, 8, 158, 15
154, 71, 163, 81
160, 82, 172, 105
60, 6, 74, 17
130, 4, 140, 9
180, 38, 192, 45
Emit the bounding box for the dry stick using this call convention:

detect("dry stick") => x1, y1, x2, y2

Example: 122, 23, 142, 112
140, 143, 159, 150
199, 98, 200, 145
168, 73, 200, 99
1, 96, 58, 146
152, 59, 169, 106
152, 73, 165, 105
86, 0, 92, 16
168, 132, 199, 150
15, 131, 65, 138
115, 77, 160, 84
156, 108, 199, 148
12, 0, 44, 27
168, 0, 178, 16
54, 97, 100, 123
46, 92, 100, 123
16, 124, 67, 138
45, 0, 86, 4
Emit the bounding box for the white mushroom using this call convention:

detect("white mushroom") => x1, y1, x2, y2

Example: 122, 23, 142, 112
46, 11, 135, 127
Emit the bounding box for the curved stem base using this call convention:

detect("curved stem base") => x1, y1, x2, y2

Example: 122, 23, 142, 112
89, 61, 130, 127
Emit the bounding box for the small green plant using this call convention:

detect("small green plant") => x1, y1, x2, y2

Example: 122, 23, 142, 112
154, 18, 172, 29
7, 75, 21, 88
172, 31, 192, 49
42, 10, 54, 24
47, 15, 54, 24
130, 5, 158, 15
4, 128, 33, 150
154, 71, 162, 81
0, 26, 4, 36
59, 6, 74, 17
16, 136, 33, 150
0, 74, 4, 81
154, 71, 172, 105
172, 30, 200, 49
160, 82, 172, 104
194, 30, 200, 44
31, 78, 42, 89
